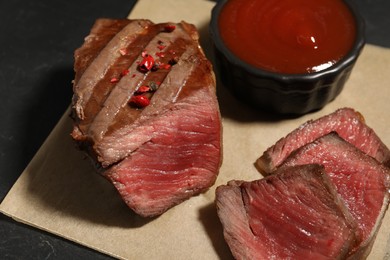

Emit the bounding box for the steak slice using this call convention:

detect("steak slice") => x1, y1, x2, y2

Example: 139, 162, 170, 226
70, 19, 222, 217
216, 164, 358, 259
103, 86, 221, 217
256, 108, 390, 175
280, 133, 390, 258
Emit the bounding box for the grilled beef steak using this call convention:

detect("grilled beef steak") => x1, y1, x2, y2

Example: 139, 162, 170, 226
71, 19, 222, 217
280, 133, 390, 258
256, 108, 390, 175
216, 164, 358, 259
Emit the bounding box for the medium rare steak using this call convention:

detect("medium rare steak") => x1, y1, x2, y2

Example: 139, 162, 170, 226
71, 19, 222, 217
216, 164, 358, 259
280, 133, 390, 258
256, 108, 390, 175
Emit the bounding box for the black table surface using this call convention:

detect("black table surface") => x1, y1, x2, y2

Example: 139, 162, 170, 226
0, 0, 389, 259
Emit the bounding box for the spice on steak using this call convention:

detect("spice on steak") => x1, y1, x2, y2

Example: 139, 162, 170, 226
138, 54, 155, 72
121, 69, 130, 76
155, 51, 165, 58
135, 85, 151, 94
148, 81, 159, 91
110, 77, 119, 83
157, 40, 166, 50
120, 24, 183, 110
129, 95, 150, 108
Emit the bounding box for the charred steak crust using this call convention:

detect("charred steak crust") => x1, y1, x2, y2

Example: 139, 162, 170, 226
256, 107, 390, 175
216, 164, 359, 259
71, 19, 222, 217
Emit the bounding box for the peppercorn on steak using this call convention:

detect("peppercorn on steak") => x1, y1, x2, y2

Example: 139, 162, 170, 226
71, 19, 222, 217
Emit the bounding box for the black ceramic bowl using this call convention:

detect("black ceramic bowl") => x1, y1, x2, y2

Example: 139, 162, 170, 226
210, 0, 365, 115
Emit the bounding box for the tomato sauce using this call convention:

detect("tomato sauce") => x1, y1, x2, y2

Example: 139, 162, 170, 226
218, 0, 357, 74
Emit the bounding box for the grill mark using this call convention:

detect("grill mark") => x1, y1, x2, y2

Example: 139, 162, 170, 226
73, 20, 152, 121
105, 37, 194, 136
139, 46, 198, 115
176, 55, 215, 101
73, 19, 131, 85
76, 25, 161, 135
89, 25, 194, 142
92, 46, 201, 165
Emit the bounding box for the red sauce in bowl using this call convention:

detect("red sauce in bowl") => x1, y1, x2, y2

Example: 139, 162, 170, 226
218, 0, 357, 74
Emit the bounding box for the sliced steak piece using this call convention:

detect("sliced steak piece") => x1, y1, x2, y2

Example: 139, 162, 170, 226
256, 108, 390, 175
216, 164, 358, 260
280, 133, 390, 258
103, 85, 221, 217
71, 19, 222, 217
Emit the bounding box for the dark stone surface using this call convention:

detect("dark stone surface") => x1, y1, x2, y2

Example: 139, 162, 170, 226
0, 1, 135, 259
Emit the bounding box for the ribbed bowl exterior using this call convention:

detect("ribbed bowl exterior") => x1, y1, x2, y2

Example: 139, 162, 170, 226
210, 0, 365, 115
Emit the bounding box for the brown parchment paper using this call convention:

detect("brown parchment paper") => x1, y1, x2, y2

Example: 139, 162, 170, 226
1, 0, 390, 259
